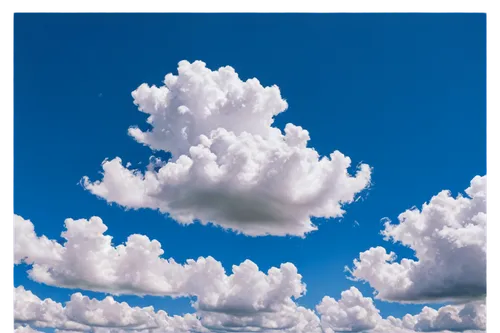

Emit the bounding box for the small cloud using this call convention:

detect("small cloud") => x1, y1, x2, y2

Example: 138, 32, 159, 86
353, 220, 360, 227
98, 93, 103, 97
380, 217, 391, 224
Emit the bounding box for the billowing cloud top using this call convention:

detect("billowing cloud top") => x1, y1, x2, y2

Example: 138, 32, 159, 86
316, 287, 382, 332
348, 175, 486, 303
82, 60, 371, 237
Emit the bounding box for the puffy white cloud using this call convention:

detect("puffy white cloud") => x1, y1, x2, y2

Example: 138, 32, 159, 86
65, 293, 159, 329
400, 302, 486, 332
14, 214, 63, 266
66, 294, 209, 333
193, 260, 319, 330
14, 325, 43, 333
14, 286, 90, 331
347, 175, 486, 302
316, 287, 382, 332
194, 260, 305, 314
198, 302, 322, 333
14, 214, 305, 300
14, 214, 317, 333
315, 288, 485, 333
82, 60, 371, 237
364, 319, 415, 333
15, 286, 207, 333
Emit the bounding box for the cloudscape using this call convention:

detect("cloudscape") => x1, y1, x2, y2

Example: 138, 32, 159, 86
14, 13, 486, 333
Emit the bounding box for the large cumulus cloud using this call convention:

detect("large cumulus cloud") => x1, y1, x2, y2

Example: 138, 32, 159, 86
82, 60, 371, 237
347, 175, 486, 303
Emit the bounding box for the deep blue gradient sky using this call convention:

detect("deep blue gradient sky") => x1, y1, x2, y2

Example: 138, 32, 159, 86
14, 13, 486, 325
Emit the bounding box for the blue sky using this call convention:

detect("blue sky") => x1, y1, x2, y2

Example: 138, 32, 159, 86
14, 13, 486, 332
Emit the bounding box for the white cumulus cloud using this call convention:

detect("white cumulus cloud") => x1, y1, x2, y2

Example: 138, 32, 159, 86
14, 214, 318, 333
14, 325, 44, 333
199, 302, 322, 333
14, 286, 90, 331
14, 215, 306, 300
316, 286, 382, 332
82, 60, 371, 237
315, 287, 485, 333
15, 286, 208, 333
400, 301, 486, 332
347, 175, 486, 303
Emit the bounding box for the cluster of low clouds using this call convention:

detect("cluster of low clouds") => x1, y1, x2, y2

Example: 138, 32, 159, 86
14, 61, 486, 332
13, 282, 486, 333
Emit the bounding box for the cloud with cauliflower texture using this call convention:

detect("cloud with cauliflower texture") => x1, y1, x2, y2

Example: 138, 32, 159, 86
82, 60, 371, 237
347, 175, 486, 303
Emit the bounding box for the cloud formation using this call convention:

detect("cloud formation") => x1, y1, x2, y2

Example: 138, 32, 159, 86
82, 60, 371, 237
199, 302, 322, 333
16, 285, 485, 333
14, 325, 43, 333
14, 286, 90, 331
14, 214, 316, 333
398, 302, 486, 332
14, 215, 305, 299
348, 175, 486, 303
14, 210, 487, 333
316, 287, 382, 332
15, 286, 321, 333
14, 286, 207, 333
316, 287, 485, 333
